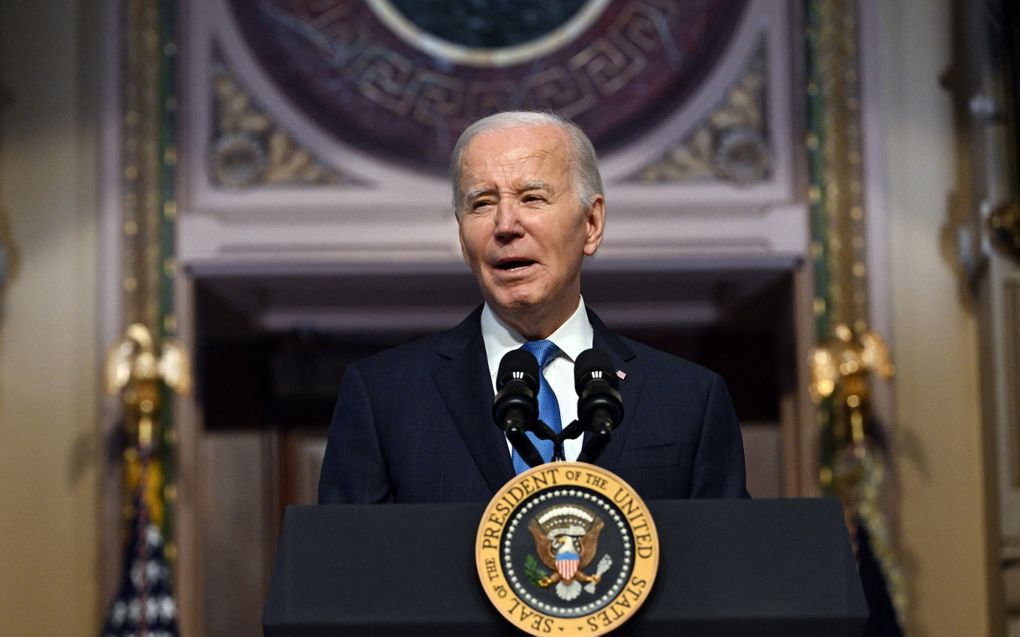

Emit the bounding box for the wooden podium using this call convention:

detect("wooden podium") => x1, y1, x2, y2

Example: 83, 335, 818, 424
263, 498, 867, 636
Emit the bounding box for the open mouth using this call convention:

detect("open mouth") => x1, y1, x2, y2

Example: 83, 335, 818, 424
495, 259, 535, 271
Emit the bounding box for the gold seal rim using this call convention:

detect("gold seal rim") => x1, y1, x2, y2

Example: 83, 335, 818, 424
475, 461, 659, 637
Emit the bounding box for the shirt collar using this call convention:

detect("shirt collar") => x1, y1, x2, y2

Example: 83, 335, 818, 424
481, 297, 593, 375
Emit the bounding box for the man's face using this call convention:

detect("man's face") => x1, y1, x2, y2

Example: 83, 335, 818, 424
457, 125, 604, 337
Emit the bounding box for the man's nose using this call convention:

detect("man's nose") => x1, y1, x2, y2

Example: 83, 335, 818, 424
493, 201, 523, 239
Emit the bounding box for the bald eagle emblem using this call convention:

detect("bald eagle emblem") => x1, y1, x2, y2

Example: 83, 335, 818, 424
528, 505, 613, 601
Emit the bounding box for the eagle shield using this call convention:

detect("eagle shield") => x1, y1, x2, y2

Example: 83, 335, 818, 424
556, 550, 580, 580
528, 505, 607, 601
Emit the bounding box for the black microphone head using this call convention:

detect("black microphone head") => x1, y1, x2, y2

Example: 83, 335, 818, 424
574, 348, 618, 393
497, 348, 540, 391
494, 348, 540, 435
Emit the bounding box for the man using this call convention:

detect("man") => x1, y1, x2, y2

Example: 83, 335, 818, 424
318, 111, 748, 503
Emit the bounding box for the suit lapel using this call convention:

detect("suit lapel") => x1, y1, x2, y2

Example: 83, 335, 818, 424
432, 307, 515, 493
588, 310, 645, 472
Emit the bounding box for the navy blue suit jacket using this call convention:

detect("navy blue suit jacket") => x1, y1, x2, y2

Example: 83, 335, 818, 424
318, 307, 749, 503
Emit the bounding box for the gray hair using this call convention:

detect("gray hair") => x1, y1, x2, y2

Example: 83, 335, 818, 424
449, 111, 604, 215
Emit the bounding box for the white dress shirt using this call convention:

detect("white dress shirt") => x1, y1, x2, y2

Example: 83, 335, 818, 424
480, 297, 593, 462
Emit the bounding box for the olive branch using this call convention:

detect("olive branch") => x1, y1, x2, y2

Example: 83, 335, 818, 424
524, 554, 548, 586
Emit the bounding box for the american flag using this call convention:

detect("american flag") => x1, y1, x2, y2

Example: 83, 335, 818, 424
556, 551, 580, 580
101, 459, 179, 637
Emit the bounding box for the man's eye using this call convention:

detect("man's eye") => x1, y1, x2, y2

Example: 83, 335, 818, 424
523, 194, 545, 203
472, 200, 494, 210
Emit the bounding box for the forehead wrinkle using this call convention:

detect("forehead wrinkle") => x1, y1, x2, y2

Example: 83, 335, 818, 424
458, 127, 574, 201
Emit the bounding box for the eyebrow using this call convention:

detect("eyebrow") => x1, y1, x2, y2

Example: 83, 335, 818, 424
462, 181, 552, 204
520, 180, 551, 192
463, 187, 493, 203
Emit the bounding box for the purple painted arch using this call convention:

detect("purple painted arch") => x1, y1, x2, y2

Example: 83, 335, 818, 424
227, 0, 748, 174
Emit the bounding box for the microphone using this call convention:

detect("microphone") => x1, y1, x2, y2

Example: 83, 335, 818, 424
574, 348, 624, 463
574, 349, 624, 434
494, 349, 544, 469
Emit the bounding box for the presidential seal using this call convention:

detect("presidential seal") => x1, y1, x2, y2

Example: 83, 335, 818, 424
476, 462, 658, 636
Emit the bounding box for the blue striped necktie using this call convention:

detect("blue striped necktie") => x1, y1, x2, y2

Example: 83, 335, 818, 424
512, 339, 562, 474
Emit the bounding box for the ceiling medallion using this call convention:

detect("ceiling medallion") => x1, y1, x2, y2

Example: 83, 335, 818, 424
228, 0, 748, 170
366, 0, 611, 68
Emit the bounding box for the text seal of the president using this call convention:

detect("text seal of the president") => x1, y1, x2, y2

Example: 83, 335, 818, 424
476, 461, 659, 636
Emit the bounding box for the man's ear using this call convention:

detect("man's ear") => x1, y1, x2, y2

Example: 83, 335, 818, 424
457, 221, 470, 265
583, 195, 605, 256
